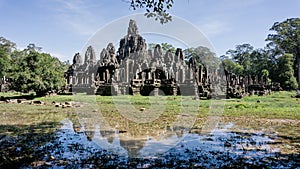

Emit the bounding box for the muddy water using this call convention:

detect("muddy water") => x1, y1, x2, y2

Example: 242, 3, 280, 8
31, 118, 299, 168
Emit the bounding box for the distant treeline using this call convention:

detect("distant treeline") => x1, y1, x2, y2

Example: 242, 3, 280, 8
221, 18, 299, 90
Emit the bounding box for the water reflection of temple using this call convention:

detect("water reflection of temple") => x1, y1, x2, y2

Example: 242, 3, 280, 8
70, 112, 188, 157
84, 127, 186, 157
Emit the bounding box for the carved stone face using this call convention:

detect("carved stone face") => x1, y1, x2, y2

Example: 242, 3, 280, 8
127, 19, 138, 35
107, 43, 115, 55
73, 53, 82, 65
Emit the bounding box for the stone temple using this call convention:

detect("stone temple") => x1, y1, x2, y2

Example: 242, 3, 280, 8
64, 19, 270, 98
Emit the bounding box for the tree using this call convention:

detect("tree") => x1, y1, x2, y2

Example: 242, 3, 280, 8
160, 43, 176, 53
0, 48, 10, 79
0, 37, 15, 79
250, 48, 272, 80
223, 44, 274, 84
266, 18, 300, 89
276, 53, 298, 90
226, 44, 254, 75
221, 57, 244, 75
127, 0, 174, 24
184, 46, 220, 69
148, 42, 176, 53
0, 36, 16, 54
25, 43, 42, 53
7, 49, 66, 96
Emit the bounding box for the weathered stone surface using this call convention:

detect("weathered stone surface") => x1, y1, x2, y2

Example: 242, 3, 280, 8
84, 46, 96, 65
6, 99, 18, 103
31, 100, 45, 105
64, 19, 270, 98
65, 101, 73, 106
73, 52, 82, 66
127, 19, 138, 35
17, 99, 27, 103
62, 104, 72, 108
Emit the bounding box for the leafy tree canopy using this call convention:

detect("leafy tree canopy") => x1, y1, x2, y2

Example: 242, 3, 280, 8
1, 39, 67, 96
184, 46, 220, 69
223, 44, 272, 79
266, 18, 300, 89
7, 49, 66, 96
148, 42, 176, 53
0, 37, 15, 79
276, 53, 298, 90
221, 57, 244, 75
0, 49, 9, 78
266, 18, 300, 56
0, 36, 16, 54
127, 0, 174, 24
225, 44, 254, 75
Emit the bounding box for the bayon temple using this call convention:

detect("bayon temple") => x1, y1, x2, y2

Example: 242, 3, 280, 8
64, 19, 271, 99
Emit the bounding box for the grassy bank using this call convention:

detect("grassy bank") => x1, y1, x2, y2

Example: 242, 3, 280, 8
1, 91, 299, 137
1, 91, 299, 120
223, 91, 300, 119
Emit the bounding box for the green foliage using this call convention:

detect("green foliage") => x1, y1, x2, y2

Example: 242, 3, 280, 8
225, 44, 254, 75
223, 44, 274, 84
250, 48, 271, 77
7, 50, 66, 96
276, 53, 298, 90
160, 42, 176, 53
25, 43, 42, 53
0, 36, 16, 54
0, 36, 67, 96
128, 0, 174, 24
0, 48, 10, 78
222, 18, 300, 88
266, 18, 300, 88
222, 58, 244, 75
0, 37, 15, 79
261, 69, 269, 76
184, 46, 220, 69
148, 42, 176, 53
266, 18, 300, 56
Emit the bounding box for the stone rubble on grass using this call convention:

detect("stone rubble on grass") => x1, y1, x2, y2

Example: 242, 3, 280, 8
0, 97, 82, 108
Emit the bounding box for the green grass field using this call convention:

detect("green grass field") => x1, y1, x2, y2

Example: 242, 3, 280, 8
1, 91, 299, 128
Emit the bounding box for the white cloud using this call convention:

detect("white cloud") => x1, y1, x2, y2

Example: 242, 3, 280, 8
196, 19, 231, 38
52, 0, 104, 36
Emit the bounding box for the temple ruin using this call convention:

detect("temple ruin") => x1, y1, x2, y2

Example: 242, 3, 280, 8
64, 19, 271, 98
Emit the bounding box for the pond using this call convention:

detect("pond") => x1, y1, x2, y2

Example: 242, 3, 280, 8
19, 118, 299, 168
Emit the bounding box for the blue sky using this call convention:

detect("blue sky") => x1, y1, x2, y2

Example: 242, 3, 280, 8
0, 0, 299, 61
